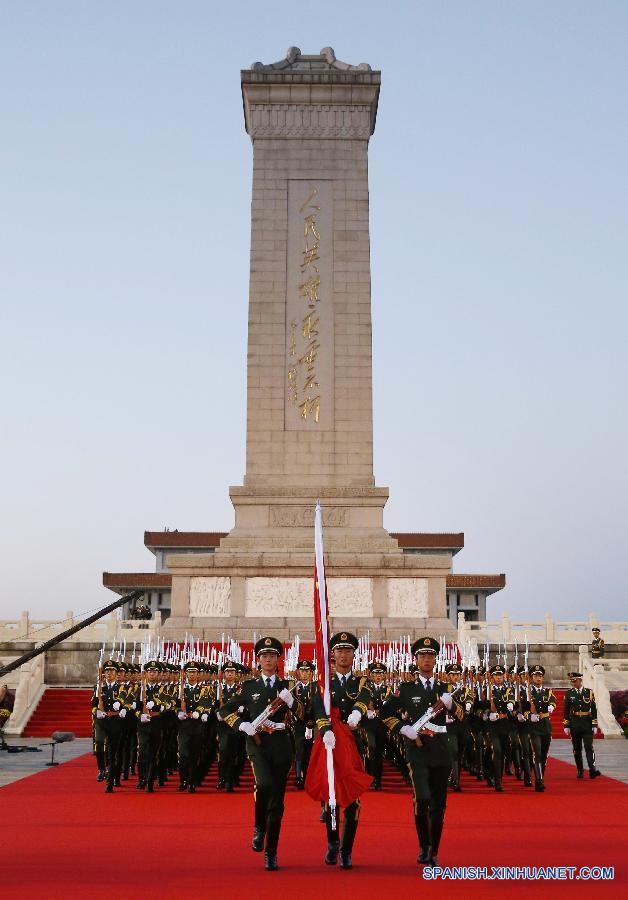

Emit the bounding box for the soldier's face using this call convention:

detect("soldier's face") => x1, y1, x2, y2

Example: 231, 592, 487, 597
572, 678, 583, 689
532, 674, 543, 687
417, 652, 436, 676
333, 648, 354, 672
187, 671, 198, 685
147, 671, 158, 684
104, 670, 116, 683
493, 674, 504, 685
299, 669, 313, 683
258, 651, 279, 675
372, 672, 385, 684
224, 671, 236, 684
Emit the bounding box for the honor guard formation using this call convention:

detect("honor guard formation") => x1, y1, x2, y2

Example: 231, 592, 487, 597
91, 633, 602, 872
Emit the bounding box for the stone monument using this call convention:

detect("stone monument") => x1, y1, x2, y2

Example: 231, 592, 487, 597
165, 48, 454, 639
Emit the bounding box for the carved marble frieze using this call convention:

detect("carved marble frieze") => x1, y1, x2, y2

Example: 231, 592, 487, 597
387, 578, 429, 617
189, 577, 231, 617
248, 104, 372, 139
269, 505, 349, 527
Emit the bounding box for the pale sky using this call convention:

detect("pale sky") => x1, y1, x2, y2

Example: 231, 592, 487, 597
1, 2, 626, 622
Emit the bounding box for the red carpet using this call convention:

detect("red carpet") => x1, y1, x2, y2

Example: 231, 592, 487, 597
23, 688, 93, 737
2, 752, 626, 898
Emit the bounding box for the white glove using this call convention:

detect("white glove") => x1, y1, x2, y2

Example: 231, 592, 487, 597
132, 702, 137, 710
201, 713, 208, 723
517, 713, 525, 722
594, 726, 600, 735
140, 714, 150, 723
237, 706, 244, 713
465, 702, 473, 712
347, 710, 362, 729
506, 702, 514, 712
216, 712, 223, 722
441, 692, 453, 710
530, 714, 539, 722
548, 705, 555, 714
96, 710, 106, 719
119, 708, 127, 718
563, 728, 570, 736
278, 688, 294, 709
178, 711, 187, 721
305, 727, 313, 740
191, 711, 200, 719
239, 721, 257, 736
367, 709, 376, 719
489, 712, 499, 722
323, 731, 336, 749
400, 724, 418, 741
160, 705, 165, 712
146, 700, 155, 710
112, 701, 121, 711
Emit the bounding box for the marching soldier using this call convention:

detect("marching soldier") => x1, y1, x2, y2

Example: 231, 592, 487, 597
563, 672, 601, 779
216, 661, 240, 791
312, 631, 373, 870
520, 664, 556, 792
292, 660, 316, 789
219, 636, 303, 872
364, 661, 392, 791
445, 663, 471, 792
176, 661, 213, 792
381, 637, 463, 869
137, 660, 167, 792
487, 664, 517, 792
91, 659, 128, 793
591, 628, 605, 659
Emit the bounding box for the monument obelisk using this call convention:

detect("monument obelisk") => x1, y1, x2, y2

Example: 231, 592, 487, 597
165, 49, 452, 638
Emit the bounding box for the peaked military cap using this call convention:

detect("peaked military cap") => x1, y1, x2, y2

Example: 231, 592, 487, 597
143, 660, 160, 672
517, 665, 528, 675
102, 659, 119, 671
448, 663, 462, 675
183, 661, 199, 672
490, 665, 505, 675
530, 664, 545, 676
568, 671, 583, 679
369, 661, 387, 674
254, 636, 283, 657
297, 660, 316, 671
221, 660, 238, 673
329, 632, 359, 651
592, 627, 601, 633
411, 636, 440, 656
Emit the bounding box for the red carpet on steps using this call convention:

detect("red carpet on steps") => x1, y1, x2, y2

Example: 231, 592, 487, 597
2, 753, 626, 899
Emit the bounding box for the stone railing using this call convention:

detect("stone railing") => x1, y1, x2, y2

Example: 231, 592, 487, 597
458, 612, 628, 646
577, 646, 624, 737
1, 651, 46, 735
0, 611, 162, 646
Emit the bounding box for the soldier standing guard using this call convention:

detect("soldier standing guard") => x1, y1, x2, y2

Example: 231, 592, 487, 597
137, 660, 166, 792
591, 628, 605, 659
381, 637, 463, 869
219, 636, 303, 872
216, 661, 240, 792
563, 672, 601, 779
312, 631, 373, 870
487, 664, 517, 792
364, 661, 392, 791
176, 661, 212, 792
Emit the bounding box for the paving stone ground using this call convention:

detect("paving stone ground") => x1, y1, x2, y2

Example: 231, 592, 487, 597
0, 737, 92, 787
549, 738, 628, 784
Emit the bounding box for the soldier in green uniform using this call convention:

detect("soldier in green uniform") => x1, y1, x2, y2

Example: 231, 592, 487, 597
487, 664, 517, 792
219, 636, 304, 872
381, 637, 464, 869
520, 664, 556, 792
516, 665, 533, 787
176, 661, 213, 792
216, 661, 240, 792
445, 663, 472, 792
364, 661, 392, 791
137, 660, 167, 792
292, 660, 316, 789
91, 660, 128, 793
591, 628, 605, 659
312, 631, 373, 870
563, 672, 601, 779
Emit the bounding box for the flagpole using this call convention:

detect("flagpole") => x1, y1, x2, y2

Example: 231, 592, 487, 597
314, 500, 337, 829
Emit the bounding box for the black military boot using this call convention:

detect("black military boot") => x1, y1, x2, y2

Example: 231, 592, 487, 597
415, 810, 431, 864
178, 781, 187, 792
264, 821, 280, 871
577, 769, 584, 779
428, 817, 444, 867
340, 815, 358, 869
295, 760, 304, 790
96, 770, 105, 782
252, 827, 265, 852
325, 808, 340, 864
589, 768, 601, 779
533, 762, 545, 792
325, 841, 340, 865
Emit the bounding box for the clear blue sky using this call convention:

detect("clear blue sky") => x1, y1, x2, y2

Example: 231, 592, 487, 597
1, 2, 626, 621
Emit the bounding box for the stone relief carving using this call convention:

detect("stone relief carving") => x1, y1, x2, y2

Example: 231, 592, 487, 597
189, 577, 230, 617
246, 578, 311, 617
245, 576, 373, 617
269, 506, 348, 527
250, 47, 371, 72
249, 104, 372, 139
328, 578, 372, 617
387, 578, 429, 617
